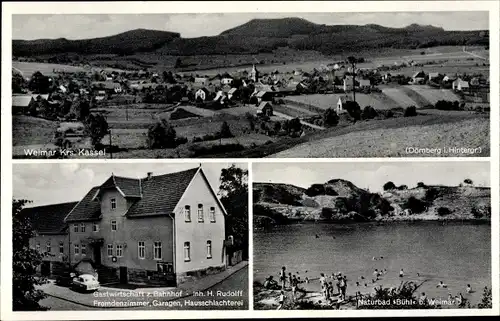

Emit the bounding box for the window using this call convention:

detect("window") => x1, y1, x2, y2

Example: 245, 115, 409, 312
184, 242, 191, 262
184, 205, 191, 222
74, 244, 80, 255
157, 262, 173, 274
138, 241, 145, 259
116, 244, 123, 257
107, 244, 113, 257
80, 223, 86, 233
197, 204, 204, 222
36, 243, 40, 252
111, 198, 116, 210
59, 242, 64, 253
73, 224, 79, 233
81, 244, 87, 256
153, 242, 162, 260
93, 223, 99, 232
206, 240, 212, 259
46, 241, 51, 253
111, 220, 117, 231
210, 207, 216, 222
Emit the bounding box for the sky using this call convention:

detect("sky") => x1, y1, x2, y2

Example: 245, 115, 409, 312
253, 162, 490, 193
12, 12, 488, 40
13, 162, 247, 207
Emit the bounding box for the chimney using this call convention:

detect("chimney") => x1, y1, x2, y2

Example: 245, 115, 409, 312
147, 172, 153, 180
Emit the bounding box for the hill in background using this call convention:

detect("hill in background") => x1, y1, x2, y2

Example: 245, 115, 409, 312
13, 18, 488, 58
253, 179, 491, 228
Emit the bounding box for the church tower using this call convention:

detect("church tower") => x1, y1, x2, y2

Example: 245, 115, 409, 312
250, 64, 259, 82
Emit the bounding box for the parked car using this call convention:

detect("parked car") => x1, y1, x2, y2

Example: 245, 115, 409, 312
72, 274, 100, 292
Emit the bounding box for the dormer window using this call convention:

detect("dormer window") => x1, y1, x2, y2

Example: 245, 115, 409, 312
111, 198, 116, 210
198, 204, 204, 222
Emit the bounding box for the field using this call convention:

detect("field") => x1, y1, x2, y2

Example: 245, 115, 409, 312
270, 116, 489, 158
12, 61, 126, 76
404, 86, 462, 104
12, 115, 58, 146
286, 93, 400, 110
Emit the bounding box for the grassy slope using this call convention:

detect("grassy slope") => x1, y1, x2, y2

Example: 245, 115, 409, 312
12, 115, 58, 146
219, 113, 489, 158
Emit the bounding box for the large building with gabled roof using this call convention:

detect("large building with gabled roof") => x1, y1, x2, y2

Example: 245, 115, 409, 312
63, 166, 227, 286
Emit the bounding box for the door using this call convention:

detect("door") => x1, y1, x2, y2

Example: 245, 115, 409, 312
41, 261, 51, 276
93, 246, 101, 266
119, 266, 128, 284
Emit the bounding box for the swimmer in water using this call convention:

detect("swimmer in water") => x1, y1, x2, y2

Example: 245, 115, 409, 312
373, 269, 379, 276
356, 281, 360, 286
399, 269, 404, 277
466, 284, 472, 293
437, 281, 448, 288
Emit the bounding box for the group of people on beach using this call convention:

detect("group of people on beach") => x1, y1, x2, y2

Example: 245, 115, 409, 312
319, 272, 348, 302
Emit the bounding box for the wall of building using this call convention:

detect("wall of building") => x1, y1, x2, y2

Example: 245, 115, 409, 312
174, 171, 226, 275
69, 188, 174, 273
30, 234, 69, 263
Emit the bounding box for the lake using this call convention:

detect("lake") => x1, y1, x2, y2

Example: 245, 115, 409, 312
253, 221, 491, 307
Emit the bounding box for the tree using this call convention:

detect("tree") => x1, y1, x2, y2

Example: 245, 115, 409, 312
404, 106, 418, 117
383, 181, 396, 191
13, 199, 49, 311
343, 101, 361, 120
417, 182, 426, 188
362, 106, 378, 120
219, 165, 249, 260
147, 119, 177, 149
437, 207, 452, 216
78, 100, 90, 121
84, 114, 109, 148
464, 178, 473, 185
174, 58, 183, 68
219, 121, 234, 138
322, 108, 339, 127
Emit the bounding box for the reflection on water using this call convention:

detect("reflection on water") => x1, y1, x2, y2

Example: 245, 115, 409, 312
254, 221, 491, 306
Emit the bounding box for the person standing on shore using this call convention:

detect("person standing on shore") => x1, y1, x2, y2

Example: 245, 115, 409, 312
340, 275, 347, 301
277, 290, 285, 310
280, 267, 287, 290
319, 273, 326, 290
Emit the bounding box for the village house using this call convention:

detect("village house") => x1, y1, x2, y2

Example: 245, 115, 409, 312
358, 79, 371, 89
91, 81, 122, 95
21, 202, 79, 276
227, 88, 239, 100
256, 101, 273, 117
195, 88, 211, 101
452, 78, 470, 92
428, 72, 441, 81
220, 77, 233, 85
343, 76, 354, 92
213, 91, 228, 105
254, 91, 274, 104
411, 71, 426, 84
12, 95, 35, 114
337, 96, 351, 113
63, 167, 227, 286
194, 77, 209, 86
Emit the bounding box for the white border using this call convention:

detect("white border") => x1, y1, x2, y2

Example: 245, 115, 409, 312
2, 0, 499, 319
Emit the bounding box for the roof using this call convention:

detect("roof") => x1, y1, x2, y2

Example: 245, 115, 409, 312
65, 168, 203, 221
258, 102, 272, 110
256, 91, 269, 97
228, 88, 238, 94
65, 187, 102, 222
412, 71, 426, 78
12, 95, 33, 107
91, 81, 121, 90
20, 202, 78, 234
428, 72, 440, 78
99, 175, 142, 198
126, 168, 199, 218
338, 96, 350, 103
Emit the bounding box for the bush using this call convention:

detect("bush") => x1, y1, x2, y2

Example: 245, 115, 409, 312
305, 184, 338, 197
383, 181, 396, 191
404, 106, 418, 117
435, 100, 460, 111
437, 207, 452, 216
397, 185, 408, 190
343, 101, 361, 120
425, 188, 440, 202
417, 182, 426, 188
362, 106, 378, 120
322, 108, 339, 127
404, 196, 427, 214
189, 143, 245, 157
219, 121, 234, 138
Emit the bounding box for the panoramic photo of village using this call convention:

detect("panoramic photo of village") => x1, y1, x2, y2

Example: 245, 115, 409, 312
11, 11, 490, 159
252, 162, 492, 310
12, 163, 249, 310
